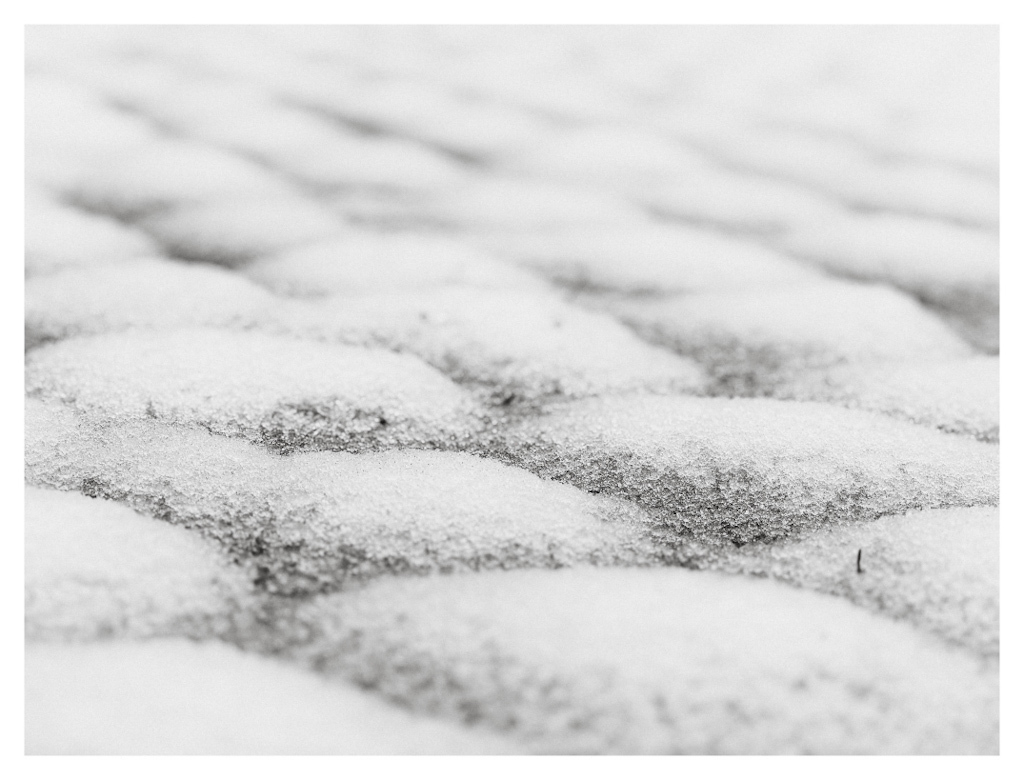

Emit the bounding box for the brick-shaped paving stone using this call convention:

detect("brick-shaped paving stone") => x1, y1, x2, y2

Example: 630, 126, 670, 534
25, 258, 278, 348
26, 329, 484, 453
26, 400, 665, 595
499, 395, 997, 546
610, 279, 972, 395
776, 356, 999, 442
26, 640, 515, 754
245, 231, 542, 297
294, 568, 997, 754
25, 487, 254, 641
717, 506, 999, 657
286, 287, 706, 405
477, 221, 823, 295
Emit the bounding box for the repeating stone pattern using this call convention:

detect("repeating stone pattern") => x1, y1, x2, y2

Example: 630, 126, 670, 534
24, 26, 999, 755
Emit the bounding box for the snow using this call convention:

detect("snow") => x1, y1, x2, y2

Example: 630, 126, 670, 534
295, 568, 998, 754
283, 287, 706, 404
777, 356, 999, 442
686, 123, 999, 229
25, 75, 157, 195
245, 232, 542, 297
720, 506, 999, 657
639, 170, 842, 236
25, 399, 663, 595
291, 75, 551, 160
140, 195, 345, 266
112, 77, 468, 192
609, 279, 972, 395
22, 25, 1000, 755
48, 138, 294, 221
427, 176, 645, 231
499, 394, 998, 546
24, 198, 160, 278
778, 213, 999, 350
779, 213, 998, 304
274, 131, 466, 193
25, 258, 278, 348
25, 487, 253, 641
26, 640, 514, 754
507, 124, 711, 188
397, 96, 551, 161
474, 222, 823, 295
26, 328, 483, 454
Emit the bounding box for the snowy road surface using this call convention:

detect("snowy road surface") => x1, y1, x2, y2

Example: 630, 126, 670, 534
24, 25, 998, 754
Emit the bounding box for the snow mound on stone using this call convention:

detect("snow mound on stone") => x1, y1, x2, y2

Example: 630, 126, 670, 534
610, 279, 972, 395
25, 400, 663, 594
428, 176, 644, 231
26, 328, 483, 454
639, 170, 840, 235
294, 568, 998, 754
26, 640, 514, 754
507, 125, 710, 188
290, 70, 550, 159
25, 487, 253, 641
55, 139, 294, 221
280, 130, 467, 192
140, 195, 344, 266
25, 76, 145, 157
476, 222, 822, 295
778, 356, 999, 442
118, 78, 468, 192
25, 75, 157, 195
499, 394, 998, 545
245, 232, 541, 297
720, 506, 998, 657
779, 213, 999, 352
285, 287, 706, 405
681, 121, 998, 228
25, 199, 160, 278
25, 258, 278, 348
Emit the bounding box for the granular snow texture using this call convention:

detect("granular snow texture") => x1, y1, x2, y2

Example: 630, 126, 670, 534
26, 487, 254, 641
497, 395, 997, 546
776, 356, 999, 442
24, 25, 998, 755
718, 506, 999, 657
26, 328, 486, 453
293, 569, 998, 754
280, 287, 706, 405
26, 400, 664, 595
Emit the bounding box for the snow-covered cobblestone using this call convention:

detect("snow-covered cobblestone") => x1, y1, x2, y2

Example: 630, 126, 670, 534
26, 487, 254, 641
607, 279, 972, 394
26, 400, 664, 595
294, 568, 998, 754
717, 506, 999, 657
26, 640, 515, 754
497, 395, 997, 545
24, 25, 998, 755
